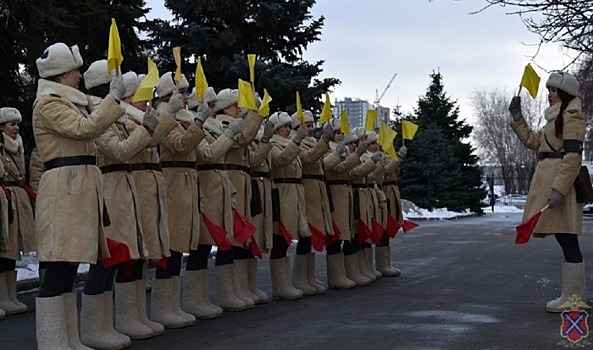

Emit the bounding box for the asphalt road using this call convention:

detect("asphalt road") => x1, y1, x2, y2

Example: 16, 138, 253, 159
5, 212, 593, 350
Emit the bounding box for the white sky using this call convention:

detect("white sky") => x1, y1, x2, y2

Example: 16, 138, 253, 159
145, 0, 576, 123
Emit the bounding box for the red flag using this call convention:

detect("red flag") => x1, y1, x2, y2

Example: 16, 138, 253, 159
233, 209, 256, 244
326, 220, 342, 246
277, 220, 293, 246
202, 213, 233, 250
385, 212, 401, 238
308, 223, 326, 253
357, 219, 372, 245
148, 257, 169, 270
515, 211, 542, 244
249, 239, 263, 259
402, 220, 420, 233
370, 218, 385, 245
102, 237, 132, 269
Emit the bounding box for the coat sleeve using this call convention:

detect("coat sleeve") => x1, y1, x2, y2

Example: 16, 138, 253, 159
510, 117, 542, 151
28, 148, 44, 192
160, 122, 205, 156
271, 141, 301, 167
552, 111, 586, 195
249, 142, 273, 167
300, 139, 329, 164
96, 125, 152, 162
149, 113, 178, 147
233, 111, 263, 147
36, 96, 124, 140
384, 158, 401, 173
196, 134, 234, 163
350, 159, 376, 179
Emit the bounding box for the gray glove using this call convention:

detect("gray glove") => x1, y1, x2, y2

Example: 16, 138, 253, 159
398, 145, 408, 159
371, 152, 382, 163
355, 141, 368, 157
108, 75, 126, 101
321, 123, 334, 143
260, 122, 274, 143
292, 125, 307, 145
224, 118, 245, 138
380, 155, 389, 166
167, 92, 185, 116
254, 92, 262, 109
195, 103, 210, 123
508, 96, 522, 121
142, 107, 159, 133
336, 143, 347, 156
548, 188, 564, 209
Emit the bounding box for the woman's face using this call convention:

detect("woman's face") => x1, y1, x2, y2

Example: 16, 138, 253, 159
276, 124, 291, 138
333, 130, 343, 143
367, 140, 379, 153
132, 100, 148, 112
179, 88, 189, 106
548, 87, 561, 106
223, 103, 240, 118
346, 141, 356, 153
58, 69, 82, 89
305, 122, 314, 137
1, 121, 20, 139
208, 101, 217, 117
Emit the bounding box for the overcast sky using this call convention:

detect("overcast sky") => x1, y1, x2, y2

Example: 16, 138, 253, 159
145, 0, 575, 122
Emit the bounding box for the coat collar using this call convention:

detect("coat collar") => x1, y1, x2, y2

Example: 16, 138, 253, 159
2, 133, 23, 154
545, 97, 582, 121
271, 134, 292, 147
36, 79, 88, 107
175, 109, 194, 124
121, 101, 144, 125
301, 136, 317, 148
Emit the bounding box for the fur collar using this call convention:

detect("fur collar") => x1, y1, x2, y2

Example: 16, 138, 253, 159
216, 113, 237, 129
203, 118, 223, 137
121, 101, 144, 125
545, 97, 582, 121
329, 141, 339, 151
176, 109, 194, 124
271, 134, 292, 147
2, 133, 23, 154
36, 79, 88, 107
301, 136, 317, 148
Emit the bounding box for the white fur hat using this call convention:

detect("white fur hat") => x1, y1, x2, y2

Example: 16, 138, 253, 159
546, 71, 579, 97
269, 111, 292, 132
84, 60, 113, 90
290, 110, 314, 129
156, 72, 189, 98
215, 88, 238, 112
366, 131, 378, 143
330, 118, 341, 131
0, 108, 22, 124
188, 86, 217, 110
344, 132, 358, 144
188, 88, 200, 110
122, 71, 140, 98
36, 43, 84, 79
203, 87, 217, 104
353, 127, 366, 140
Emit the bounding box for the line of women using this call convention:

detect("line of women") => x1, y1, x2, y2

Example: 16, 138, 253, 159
0, 41, 407, 350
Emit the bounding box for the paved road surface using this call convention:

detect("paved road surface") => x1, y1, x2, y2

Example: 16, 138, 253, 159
4, 212, 593, 349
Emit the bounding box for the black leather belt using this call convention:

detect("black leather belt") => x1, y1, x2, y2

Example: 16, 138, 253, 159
273, 178, 302, 184
326, 180, 351, 186
131, 163, 162, 172
302, 174, 325, 181
44, 155, 97, 171
352, 184, 373, 189
195, 163, 250, 172
251, 171, 270, 178
100, 163, 132, 174
4, 181, 20, 187
383, 180, 398, 186
160, 161, 196, 169
538, 152, 564, 160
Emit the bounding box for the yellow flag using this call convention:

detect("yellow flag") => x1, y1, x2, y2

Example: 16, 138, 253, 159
379, 122, 398, 160
173, 47, 182, 83
107, 18, 123, 72
319, 92, 332, 125
258, 88, 272, 117
195, 56, 208, 103
402, 120, 419, 140
365, 109, 378, 132
296, 92, 305, 124
237, 79, 256, 110
340, 110, 350, 134
132, 57, 160, 103
520, 63, 540, 99
248, 54, 256, 83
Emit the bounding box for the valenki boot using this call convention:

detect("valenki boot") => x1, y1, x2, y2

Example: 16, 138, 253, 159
0, 271, 24, 314
367, 247, 382, 279
247, 258, 269, 303
103, 291, 132, 348
229, 263, 255, 308
80, 293, 125, 350
292, 254, 317, 296
181, 270, 222, 319
270, 257, 302, 300
357, 249, 377, 282
306, 253, 327, 294
197, 270, 223, 316
375, 246, 400, 277
234, 259, 260, 304
344, 253, 371, 287
150, 278, 191, 329
170, 276, 196, 325
134, 279, 165, 335
547, 261, 590, 313
114, 282, 154, 339
216, 264, 248, 312
6, 270, 27, 313
326, 253, 355, 290
62, 292, 93, 350
36, 296, 73, 350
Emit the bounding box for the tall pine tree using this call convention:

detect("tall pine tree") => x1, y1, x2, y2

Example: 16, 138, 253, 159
400, 71, 485, 213
147, 0, 339, 113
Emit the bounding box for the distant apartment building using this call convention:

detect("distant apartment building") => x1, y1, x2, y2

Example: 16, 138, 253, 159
332, 97, 390, 130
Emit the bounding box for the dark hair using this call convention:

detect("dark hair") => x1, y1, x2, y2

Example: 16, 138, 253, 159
554, 89, 575, 138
